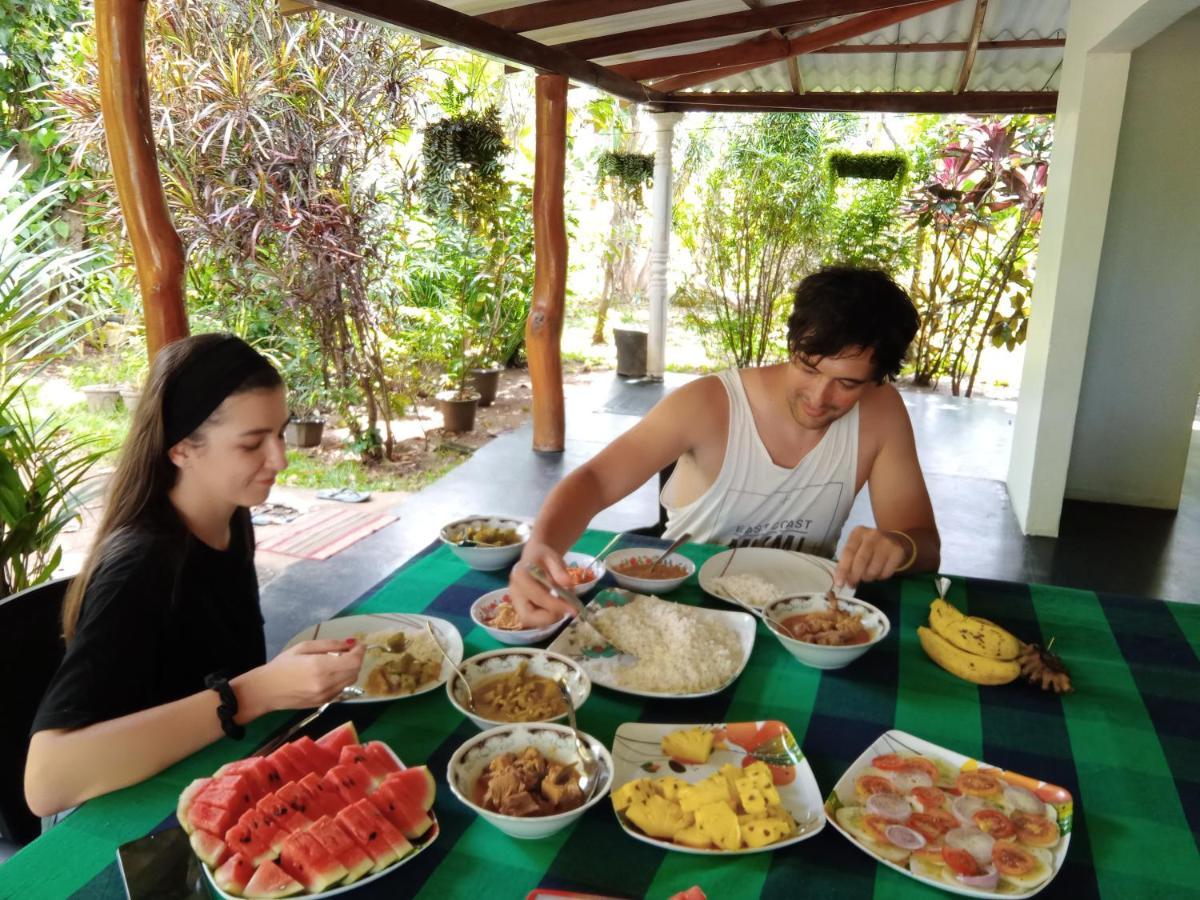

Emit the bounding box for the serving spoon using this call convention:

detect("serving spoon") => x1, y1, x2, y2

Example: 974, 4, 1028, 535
256, 685, 364, 758
556, 677, 598, 804
647, 532, 691, 575
426, 621, 477, 712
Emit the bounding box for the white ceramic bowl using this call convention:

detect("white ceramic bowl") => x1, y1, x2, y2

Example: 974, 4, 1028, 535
447, 723, 613, 840
446, 648, 591, 731
762, 593, 890, 670
603, 547, 695, 594
440, 515, 531, 571
470, 588, 570, 646
561, 551, 604, 597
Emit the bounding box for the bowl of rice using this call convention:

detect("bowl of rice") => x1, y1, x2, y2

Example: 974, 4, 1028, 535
470, 588, 569, 646
603, 548, 695, 594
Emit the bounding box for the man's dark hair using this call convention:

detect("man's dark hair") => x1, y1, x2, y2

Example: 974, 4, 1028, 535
786, 266, 919, 382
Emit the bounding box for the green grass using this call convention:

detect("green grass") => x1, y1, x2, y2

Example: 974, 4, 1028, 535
278, 448, 466, 493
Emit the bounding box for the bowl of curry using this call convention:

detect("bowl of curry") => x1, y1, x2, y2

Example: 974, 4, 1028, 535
446, 648, 591, 732
603, 547, 695, 594
471, 589, 570, 646
762, 591, 890, 670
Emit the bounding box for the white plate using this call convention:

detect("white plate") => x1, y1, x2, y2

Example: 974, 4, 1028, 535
284, 613, 463, 704
198, 743, 439, 899
699, 547, 836, 614
826, 730, 1073, 898
609, 721, 825, 855
545, 590, 756, 699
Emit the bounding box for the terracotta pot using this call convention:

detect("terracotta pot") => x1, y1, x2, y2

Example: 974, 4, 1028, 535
285, 418, 325, 448
81, 384, 121, 413
438, 391, 481, 433
613, 328, 648, 377
470, 367, 503, 407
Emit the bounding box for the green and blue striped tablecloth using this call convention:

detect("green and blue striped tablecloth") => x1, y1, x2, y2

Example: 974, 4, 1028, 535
3, 531, 1198, 899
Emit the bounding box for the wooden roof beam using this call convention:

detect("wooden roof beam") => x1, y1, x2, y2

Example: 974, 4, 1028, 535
560, 0, 940, 61
955, 0, 988, 93
654, 90, 1058, 114
479, 0, 685, 33
812, 37, 1064, 53
616, 0, 959, 89
312, 0, 663, 103
740, 0, 804, 93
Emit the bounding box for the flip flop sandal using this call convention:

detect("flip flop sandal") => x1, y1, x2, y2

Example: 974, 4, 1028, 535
316, 487, 371, 503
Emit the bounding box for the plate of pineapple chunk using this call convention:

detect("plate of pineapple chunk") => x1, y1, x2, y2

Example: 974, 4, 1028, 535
609, 721, 825, 854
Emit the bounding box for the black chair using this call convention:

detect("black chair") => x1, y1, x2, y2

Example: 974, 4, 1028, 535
0, 577, 69, 855
628, 461, 677, 539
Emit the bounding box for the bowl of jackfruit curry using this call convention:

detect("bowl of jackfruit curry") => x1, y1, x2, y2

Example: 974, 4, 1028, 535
446, 648, 591, 731
447, 723, 613, 840
440, 515, 530, 571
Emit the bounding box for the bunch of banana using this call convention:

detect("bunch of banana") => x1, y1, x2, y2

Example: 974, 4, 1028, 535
917, 599, 1021, 686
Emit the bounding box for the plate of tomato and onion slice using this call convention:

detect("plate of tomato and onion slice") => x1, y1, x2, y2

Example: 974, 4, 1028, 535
825, 730, 1072, 898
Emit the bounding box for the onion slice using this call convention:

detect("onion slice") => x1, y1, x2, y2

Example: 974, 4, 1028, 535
946, 826, 996, 864
884, 824, 927, 850
892, 770, 934, 792
957, 865, 1000, 890
952, 794, 987, 824
1004, 783, 1046, 816
866, 792, 914, 821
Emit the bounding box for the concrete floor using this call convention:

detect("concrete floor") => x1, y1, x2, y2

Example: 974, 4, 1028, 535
260, 374, 1200, 653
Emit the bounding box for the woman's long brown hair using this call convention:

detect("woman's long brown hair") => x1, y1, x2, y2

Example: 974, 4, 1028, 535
61, 334, 282, 640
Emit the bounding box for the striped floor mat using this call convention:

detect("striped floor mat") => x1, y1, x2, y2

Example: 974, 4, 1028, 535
255, 505, 397, 560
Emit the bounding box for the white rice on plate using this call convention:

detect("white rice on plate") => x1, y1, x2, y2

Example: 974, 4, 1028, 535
710, 573, 783, 608
584, 595, 743, 693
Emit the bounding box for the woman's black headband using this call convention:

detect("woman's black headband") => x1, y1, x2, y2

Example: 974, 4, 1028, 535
163, 337, 278, 447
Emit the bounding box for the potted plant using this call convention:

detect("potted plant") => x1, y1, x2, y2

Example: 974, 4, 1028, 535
434, 306, 481, 433
283, 383, 327, 448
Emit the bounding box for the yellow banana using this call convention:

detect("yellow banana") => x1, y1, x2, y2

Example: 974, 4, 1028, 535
929, 599, 1020, 661
918, 626, 1020, 686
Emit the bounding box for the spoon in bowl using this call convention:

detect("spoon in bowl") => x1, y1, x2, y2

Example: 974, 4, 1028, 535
647, 532, 691, 575
556, 677, 598, 804
425, 622, 477, 712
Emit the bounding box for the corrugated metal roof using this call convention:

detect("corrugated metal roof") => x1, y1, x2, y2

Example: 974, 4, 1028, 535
416, 0, 1067, 97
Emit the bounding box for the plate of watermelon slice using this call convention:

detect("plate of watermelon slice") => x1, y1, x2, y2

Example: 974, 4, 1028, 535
177, 720, 438, 898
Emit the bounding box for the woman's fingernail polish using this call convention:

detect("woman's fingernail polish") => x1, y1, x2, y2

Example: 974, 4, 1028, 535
345, 638, 356, 646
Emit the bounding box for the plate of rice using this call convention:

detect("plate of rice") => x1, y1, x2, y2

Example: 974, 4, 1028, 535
699, 548, 836, 614
546, 589, 755, 698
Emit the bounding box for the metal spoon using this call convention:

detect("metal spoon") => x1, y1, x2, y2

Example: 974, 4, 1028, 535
585, 532, 623, 575
647, 532, 691, 575
556, 678, 598, 804
363, 632, 408, 653
426, 622, 476, 712
527, 565, 635, 658
255, 685, 364, 758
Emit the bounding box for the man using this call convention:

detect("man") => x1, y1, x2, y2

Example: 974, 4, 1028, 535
510, 266, 939, 627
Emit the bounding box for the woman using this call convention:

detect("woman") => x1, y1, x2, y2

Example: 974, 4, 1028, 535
25, 334, 365, 818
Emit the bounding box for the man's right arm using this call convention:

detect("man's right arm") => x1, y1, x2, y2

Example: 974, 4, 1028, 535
509, 377, 721, 625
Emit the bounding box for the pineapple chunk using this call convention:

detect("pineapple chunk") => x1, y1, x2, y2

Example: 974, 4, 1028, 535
673, 825, 712, 850
625, 795, 692, 840
611, 778, 655, 813
743, 818, 791, 849
660, 727, 714, 764
735, 777, 767, 815
695, 801, 742, 851
654, 776, 689, 802
741, 761, 775, 791
678, 773, 731, 813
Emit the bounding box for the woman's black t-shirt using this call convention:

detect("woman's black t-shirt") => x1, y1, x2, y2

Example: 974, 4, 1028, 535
32, 511, 266, 733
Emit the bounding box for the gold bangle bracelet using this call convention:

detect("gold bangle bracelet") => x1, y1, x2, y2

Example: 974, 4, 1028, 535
890, 530, 919, 573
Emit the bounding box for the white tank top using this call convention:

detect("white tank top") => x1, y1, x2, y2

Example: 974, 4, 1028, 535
661, 369, 859, 558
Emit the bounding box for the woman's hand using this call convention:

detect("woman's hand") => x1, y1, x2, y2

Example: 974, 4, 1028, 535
508, 541, 578, 628
236, 639, 365, 719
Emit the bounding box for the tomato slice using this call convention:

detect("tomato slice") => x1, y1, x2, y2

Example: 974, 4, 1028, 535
912, 786, 947, 811
1013, 812, 1059, 847
973, 808, 1016, 839
941, 846, 981, 877
909, 810, 957, 841
956, 771, 1003, 797
993, 840, 1037, 876
855, 775, 898, 801
872, 753, 908, 771
863, 814, 892, 843
903, 756, 940, 782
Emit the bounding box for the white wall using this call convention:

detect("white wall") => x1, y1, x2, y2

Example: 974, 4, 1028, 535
1006, 0, 1200, 535
1065, 9, 1200, 508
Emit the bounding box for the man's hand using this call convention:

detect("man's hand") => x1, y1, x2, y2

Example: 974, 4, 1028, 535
834, 526, 912, 589
508, 541, 578, 628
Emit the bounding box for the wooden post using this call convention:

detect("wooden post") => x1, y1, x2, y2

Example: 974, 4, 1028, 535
96, 0, 187, 359
527, 74, 568, 453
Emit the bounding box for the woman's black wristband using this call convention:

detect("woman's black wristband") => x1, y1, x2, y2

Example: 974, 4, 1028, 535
205, 673, 246, 740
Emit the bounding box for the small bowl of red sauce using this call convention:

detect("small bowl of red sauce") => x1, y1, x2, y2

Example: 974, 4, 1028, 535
561, 551, 605, 596
762, 592, 890, 670
603, 548, 695, 594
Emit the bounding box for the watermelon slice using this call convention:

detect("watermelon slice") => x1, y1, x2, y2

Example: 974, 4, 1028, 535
338, 744, 384, 786
382, 766, 436, 812
369, 780, 433, 839
364, 742, 403, 777
275, 782, 320, 824
315, 721, 358, 757
307, 815, 373, 884
224, 809, 278, 866
298, 772, 343, 819
189, 800, 237, 837
256, 791, 310, 835
323, 763, 371, 806
333, 804, 403, 870
189, 829, 230, 867
348, 799, 414, 857
196, 774, 254, 818
278, 743, 316, 779
267, 747, 306, 783
242, 859, 304, 899
220, 758, 275, 799
293, 736, 337, 775
213, 853, 256, 895
279, 831, 348, 893
177, 778, 211, 834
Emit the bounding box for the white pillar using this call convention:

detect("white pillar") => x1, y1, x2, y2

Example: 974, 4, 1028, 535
646, 111, 682, 380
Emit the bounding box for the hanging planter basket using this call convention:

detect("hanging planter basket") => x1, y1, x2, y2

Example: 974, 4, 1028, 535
597, 151, 655, 205
828, 151, 909, 182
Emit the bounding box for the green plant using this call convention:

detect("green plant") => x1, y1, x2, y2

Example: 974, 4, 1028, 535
420, 106, 507, 223
597, 151, 654, 205
828, 150, 909, 181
